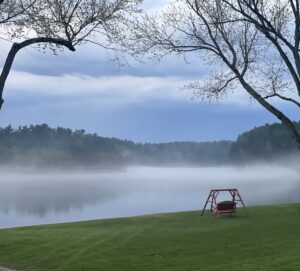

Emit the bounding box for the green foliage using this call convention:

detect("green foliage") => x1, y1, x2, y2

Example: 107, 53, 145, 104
0, 121, 299, 167
0, 204, 300, 270
0, 124, 231, 167
231, 121, 300, 161
0, 124, 137, 167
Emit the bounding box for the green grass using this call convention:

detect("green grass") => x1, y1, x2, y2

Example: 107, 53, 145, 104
0, 204, 300, 271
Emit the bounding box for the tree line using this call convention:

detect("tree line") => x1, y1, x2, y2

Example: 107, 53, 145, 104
0, 122, 298, 168
231, 121, 300, 161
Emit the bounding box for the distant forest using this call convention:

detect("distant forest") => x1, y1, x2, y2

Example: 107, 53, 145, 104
0, 121, 299, 168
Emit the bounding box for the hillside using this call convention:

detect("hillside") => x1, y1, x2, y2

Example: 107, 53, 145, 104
231, 121, 300, 161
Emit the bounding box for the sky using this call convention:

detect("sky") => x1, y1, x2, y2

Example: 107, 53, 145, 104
0, 0, 299, 143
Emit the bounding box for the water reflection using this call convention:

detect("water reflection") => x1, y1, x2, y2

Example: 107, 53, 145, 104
0, 165, 299, 228
0, 172, 126, 216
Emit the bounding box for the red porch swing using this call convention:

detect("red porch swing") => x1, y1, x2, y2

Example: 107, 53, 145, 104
201, 188, 247, 217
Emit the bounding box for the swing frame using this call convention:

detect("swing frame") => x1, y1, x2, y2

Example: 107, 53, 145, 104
201, 188, 247, 217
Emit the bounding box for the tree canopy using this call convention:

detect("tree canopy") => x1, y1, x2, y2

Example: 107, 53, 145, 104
128, 0, 300, 149
0, 0, 141, 109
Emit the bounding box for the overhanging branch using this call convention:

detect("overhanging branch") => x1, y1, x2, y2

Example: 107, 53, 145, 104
0, 37, 76, 110
19, 37, 76, 51
263, 93, 300, 108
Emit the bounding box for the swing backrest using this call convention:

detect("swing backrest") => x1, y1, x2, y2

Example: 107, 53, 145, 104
217, 201, 236, 211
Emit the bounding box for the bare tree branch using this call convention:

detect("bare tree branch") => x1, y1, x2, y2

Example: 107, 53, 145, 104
130, 0, 300, 149
0, 37, 75, 109
0, 0, 142, 109
222, 0, 300, 96
264, 93, 300, 108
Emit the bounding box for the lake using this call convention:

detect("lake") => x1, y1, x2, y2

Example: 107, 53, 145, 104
0, 165, 300, 228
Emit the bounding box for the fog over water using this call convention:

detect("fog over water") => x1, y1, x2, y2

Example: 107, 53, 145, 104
0, 165, 300, 228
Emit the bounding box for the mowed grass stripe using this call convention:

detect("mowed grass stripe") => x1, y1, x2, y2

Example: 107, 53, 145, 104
0, 204, 299, 271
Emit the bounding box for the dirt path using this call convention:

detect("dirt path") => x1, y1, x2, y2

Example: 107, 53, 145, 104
0, 267, 17, 271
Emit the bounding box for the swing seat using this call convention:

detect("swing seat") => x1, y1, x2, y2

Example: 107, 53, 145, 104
215, 201, 236, 214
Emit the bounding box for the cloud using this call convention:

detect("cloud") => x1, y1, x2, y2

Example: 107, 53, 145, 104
0, 92, 283, 143
7, 71, 186, 98
4, 69, 258, 109
6, 41, 207, 79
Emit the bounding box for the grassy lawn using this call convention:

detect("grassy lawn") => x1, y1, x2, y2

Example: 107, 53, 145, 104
0, 204, 300, 271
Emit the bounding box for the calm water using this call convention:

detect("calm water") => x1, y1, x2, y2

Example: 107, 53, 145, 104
0, 165, 300, 228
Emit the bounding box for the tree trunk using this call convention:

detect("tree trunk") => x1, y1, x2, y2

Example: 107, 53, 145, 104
0, 43, 20, 110
238, 77, 300, 150
0, 37, 75, 110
